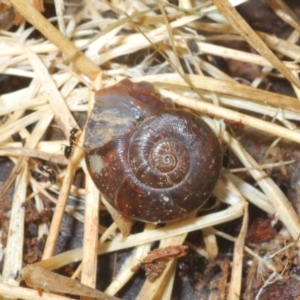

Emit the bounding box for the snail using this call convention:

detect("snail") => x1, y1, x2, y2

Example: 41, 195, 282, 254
84, 79, 222, 223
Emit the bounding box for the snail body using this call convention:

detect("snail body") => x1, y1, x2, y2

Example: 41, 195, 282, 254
84, 79, 222, 223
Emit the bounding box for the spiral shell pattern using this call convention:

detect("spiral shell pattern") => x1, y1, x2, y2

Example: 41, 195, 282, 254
84, 79, 222, 222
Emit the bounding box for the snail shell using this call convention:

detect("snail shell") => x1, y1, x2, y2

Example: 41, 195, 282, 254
84, 79, 222, 223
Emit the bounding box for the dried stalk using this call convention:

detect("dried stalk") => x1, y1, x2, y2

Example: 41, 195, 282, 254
227, 203, 248, 300
8, 0, 100, 80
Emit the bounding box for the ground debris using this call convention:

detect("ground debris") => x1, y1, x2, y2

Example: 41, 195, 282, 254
132, 245, 187, 282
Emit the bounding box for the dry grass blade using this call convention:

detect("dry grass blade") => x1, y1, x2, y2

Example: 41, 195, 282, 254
153, 74, 300, 112
256, 31, 300, 62
224, 173, 274, 215
72, 222, 118, 281
8, 0, 100, 79
53, 0, 65, 35
33, 202, 244, 272
136, 234, 188, 300
80, 170, 99, 291
210, 227, 277, 273
227, 203, 248, 300
3, 114, 53, 287
243, 153, 300, 239
212, 0, 300, 89
267, 0, 300, 33
1, 0, 300, 298
2, 164, 27, 285
105, 224, 155, 296
19, 265, 121, 300
0, 155, 27, 198
42, 132, 84, 259
29, 178, 85, 224
0, 282, 77, 300
179, 39, 299, 70
205, 118, 300, 239
159, 88, 300, 144
23, 46, 77, 136
0, 147, 68, 165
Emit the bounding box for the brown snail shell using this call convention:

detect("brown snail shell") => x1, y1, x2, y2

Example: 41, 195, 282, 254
84, 79, 222, 223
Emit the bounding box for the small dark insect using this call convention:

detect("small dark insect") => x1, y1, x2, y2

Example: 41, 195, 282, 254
38, 162, 56, 184
64, 128, 79, 159
64, 145, 72, 159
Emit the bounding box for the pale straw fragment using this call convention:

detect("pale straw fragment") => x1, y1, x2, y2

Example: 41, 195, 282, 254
136, 233, 188, 300
29, 178, 86, 224
180, 39, 299, 70
202, 227, 219, 260
1, 0, 299, 298
156, 87, 300, 144
0, 282, 77, 300
2, 164, 27, 286
267, 0, 300, 33
22, 45, 78, 136
207, 120, 300, 239
53, 0, 66, 35
1, 32, 298, 71
217, 95, 300, 122
19, 265, 120, 300
257, 31, 300, 62
42, 132, 84, 259
10, 40, 86, 260
9, 0, 100, 79
105, 224, 155, 296
80, 83, 100, 295
3, 141, 71, 156
72, 222, 118, 281
0, 106, 52, 144
31, 184, 49, 241
34, 202, 244, 271
214, 176, 246, 206
146, 74, 300, 111
224, 173, 275, 215
212, 0, 300, 89
0, 147, 68, 165
227, 203, 248, 300
3, 113, 53, 287
209, 228, 277, 272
